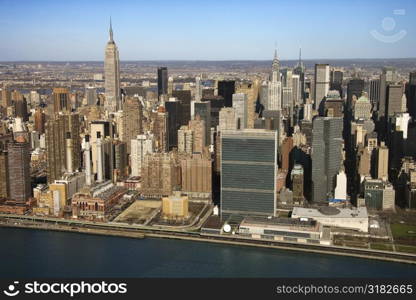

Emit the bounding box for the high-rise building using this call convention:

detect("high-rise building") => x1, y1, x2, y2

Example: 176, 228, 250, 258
167, 76, 174, 95
85, 85, 97, 106
0, 151, 9, 198
232, 93, 248, 129
311, 117, 343, 204
369, 78, 380, 105
90, 120, 113, 174
122, 96, 143, 153
314, 64, 330, 111
221, 129, 277, 217
172, 90, 192, 125
282, 87, 293, 110
0, 86, 11, 108
219, 107, 237, 131
165, 98, 182, 150
8, 137, 31, 203
347, 79, 365, 110
406, 72, 416, 119
194, 101, 211, 145
386, 84, 406, 118
130, 133, 153, 177
291, 164, 304, 205
52, 87, 71, 114
113, 140, 127, 180
104, 19, 121, 112
141, 152, 180, 197
157, 67, 168, 98
292, 74, 301, 106
378, 67, 398, 120
268, 50, 282, 111
188, 116, 206, 153
293, 48, 305, 102
377, 142, 389, 180
330, 69, 343, 97
46, 113, 81, 183
152, 110, 168, 152
194, 76, 202, 102
180, 153, 212, 200
34, 108, 46, 134
178, 126, 194, 154
354, 94, 372, 120
218, 80, 235, 107
14, 96, 28, 122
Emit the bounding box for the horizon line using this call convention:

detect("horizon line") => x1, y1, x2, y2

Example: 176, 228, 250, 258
1, 57, 416, 63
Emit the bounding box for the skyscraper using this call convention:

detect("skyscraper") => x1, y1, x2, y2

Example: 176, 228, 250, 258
172, 90, 192, 125
232, 93, 248, 129
194, 101, 211, 145
221, 129, 277, 217
34, 108, 46, 134
8, 137, 31, 203
311, 117, 343, 204
268, 49, 282, 111
104, 19, 121, 113
52, 87, 71, 114
218, 80, 235, 107
293, 48, 305, 102
330, 69, 343, 97
386, 84, 406, 118
369, 78, 380, 105
219, 107, 237, 131
378, 67, 398, 120
131, 133, 153, 177
188, 116, 206, 153
157, 67, 168, 98
347, 79, 365, 109
46, 113, 81, 183
377, 142, 389, 181
122, 96, 143, 153
14, 96, 28, 122
314, 64, 330, 111
0, 151, 9, 198
165, 98, 182, 150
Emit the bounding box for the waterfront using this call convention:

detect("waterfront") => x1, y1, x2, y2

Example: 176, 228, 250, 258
1, 227, 415, 278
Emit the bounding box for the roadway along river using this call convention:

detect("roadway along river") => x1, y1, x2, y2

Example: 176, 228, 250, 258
1, 227, 415, 278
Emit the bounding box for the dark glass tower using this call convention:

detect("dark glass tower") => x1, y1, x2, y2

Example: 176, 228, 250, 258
217, 80, 235, 107
311, 117, 343, 204
221, 129, 277, 218
157, 67, 168, 97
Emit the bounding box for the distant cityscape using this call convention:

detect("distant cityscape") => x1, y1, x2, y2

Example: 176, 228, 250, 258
1, 20, 416, 260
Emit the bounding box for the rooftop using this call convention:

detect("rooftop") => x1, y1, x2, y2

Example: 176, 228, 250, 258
292, 206, 368, 219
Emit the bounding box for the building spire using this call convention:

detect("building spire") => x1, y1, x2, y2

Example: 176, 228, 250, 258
109, 17, 113, 42
299, 47, 302, 65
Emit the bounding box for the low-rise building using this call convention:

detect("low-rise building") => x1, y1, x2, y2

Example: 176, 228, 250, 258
162, 191, 189, 220
72, 181, 127, 221
291, 206, 368, 233
238, 216, 327, 245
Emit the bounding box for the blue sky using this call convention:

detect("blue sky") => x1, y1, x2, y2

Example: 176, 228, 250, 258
0, 0, 415, 60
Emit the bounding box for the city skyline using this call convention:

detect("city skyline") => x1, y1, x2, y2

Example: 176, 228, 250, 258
0, 0, 415, 61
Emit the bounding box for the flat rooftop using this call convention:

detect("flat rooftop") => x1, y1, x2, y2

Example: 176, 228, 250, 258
292, 206, 368, 219
241, 216, 320, 232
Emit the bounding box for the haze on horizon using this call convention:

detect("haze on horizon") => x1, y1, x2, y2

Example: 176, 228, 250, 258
0, 0, 415, 61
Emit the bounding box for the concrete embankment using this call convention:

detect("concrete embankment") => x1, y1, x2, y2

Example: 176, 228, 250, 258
0, 222, 145, 239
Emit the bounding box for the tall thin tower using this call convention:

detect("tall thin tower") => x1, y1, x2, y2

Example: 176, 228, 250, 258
104, 18, 121, 113
268, 48, 282, 110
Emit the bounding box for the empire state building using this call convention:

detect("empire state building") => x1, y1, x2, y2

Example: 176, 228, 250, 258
104, 19, 121, 113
